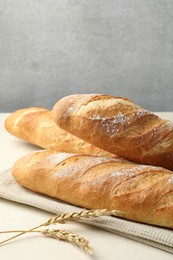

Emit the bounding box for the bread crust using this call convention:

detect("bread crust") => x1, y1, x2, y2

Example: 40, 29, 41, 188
12, 150, 173, 228
4, 107, 113, 157
53, 94, 173, 170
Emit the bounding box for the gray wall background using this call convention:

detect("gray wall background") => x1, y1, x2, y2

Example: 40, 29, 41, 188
0, 0, 173, 112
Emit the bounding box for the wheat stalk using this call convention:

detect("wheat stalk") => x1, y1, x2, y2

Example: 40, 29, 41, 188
0, 208, 123, 252
0, 229, 93, 254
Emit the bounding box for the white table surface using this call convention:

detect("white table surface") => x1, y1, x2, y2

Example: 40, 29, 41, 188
0, 112, 173, 260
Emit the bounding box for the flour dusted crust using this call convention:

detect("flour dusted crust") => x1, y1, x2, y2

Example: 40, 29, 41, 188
53, 94, 173, 171
4, 107, 113, 157
12, 150, 173, 228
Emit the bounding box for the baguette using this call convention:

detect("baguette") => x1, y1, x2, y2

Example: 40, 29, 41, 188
4, 107, 113, 157
12, 150, 173, 228
53, 94, 173, 171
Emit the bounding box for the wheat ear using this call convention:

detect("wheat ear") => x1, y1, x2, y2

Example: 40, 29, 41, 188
41, 229, 93, 254
44, 209, 122, 225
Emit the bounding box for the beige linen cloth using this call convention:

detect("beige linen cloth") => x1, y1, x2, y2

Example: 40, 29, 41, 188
0, 168, 173, 254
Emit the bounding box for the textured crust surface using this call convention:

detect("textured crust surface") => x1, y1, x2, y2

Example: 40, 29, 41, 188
53, 94, 173, 170
12, 150, 173, 228
4, 107, 113, 157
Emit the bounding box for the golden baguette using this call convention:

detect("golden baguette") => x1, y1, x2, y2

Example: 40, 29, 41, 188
53, 94, 173, 171
4, 107, 113, 157
12, 150, 173, 228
